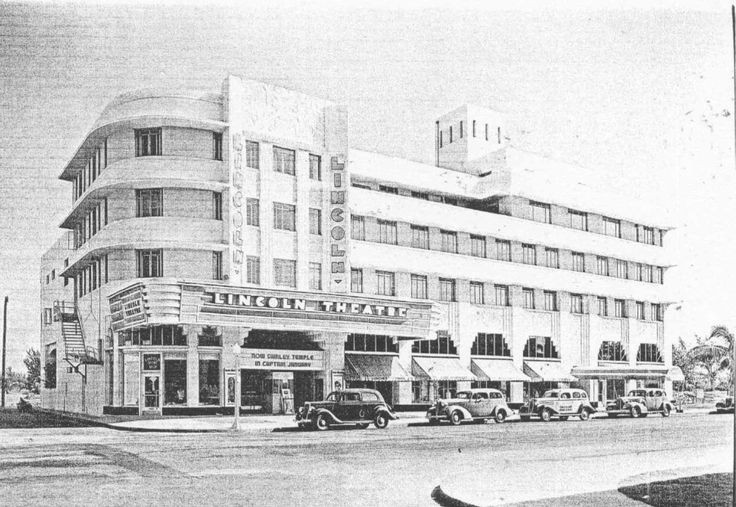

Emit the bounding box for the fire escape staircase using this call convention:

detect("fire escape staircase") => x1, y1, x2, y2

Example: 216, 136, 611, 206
54, 301, 102, 380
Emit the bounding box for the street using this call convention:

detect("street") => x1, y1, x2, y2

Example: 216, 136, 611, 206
0, 412, 731, 506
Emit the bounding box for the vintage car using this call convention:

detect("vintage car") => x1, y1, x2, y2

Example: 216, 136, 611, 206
295, 388, 398, 431
715, 396, 734, 414
426, 388, 511, 425
606, 388, 673, 418
519, 388, 595, 422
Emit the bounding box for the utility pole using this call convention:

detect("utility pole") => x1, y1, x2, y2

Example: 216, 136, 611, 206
1, 296, 8, 408
731, 5, 735, 503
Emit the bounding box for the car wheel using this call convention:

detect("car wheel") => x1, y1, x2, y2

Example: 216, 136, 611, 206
450, 411, 463, 426
540, 408, 552, 422
559, 416, 569, 421
661, 406, 671, 418
315, 414, 330, 431
630, 405, 641, 418
374, 412, 389, 429
578, 409, 590, 421
494, 410, 507, 424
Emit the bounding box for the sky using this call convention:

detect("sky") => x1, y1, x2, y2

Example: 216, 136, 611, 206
0, 1, 734, 370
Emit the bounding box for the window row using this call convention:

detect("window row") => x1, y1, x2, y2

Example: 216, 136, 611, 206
244, 199, 323, 235
76, 255, 109, 298
240, 139, 322, 180
350, 215, 664, 284
73, 199, 108, 249
439, 120, 501, 146
134, 189, 222, 220
345, 334, 398, 353
73, 139, 108, 201
412, 334, 458, 355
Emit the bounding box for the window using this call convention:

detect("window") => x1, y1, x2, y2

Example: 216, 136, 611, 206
470, 281, 484, 304
411, 191, 429, 200
212, 252, 223, 280
199, 359, 220, 404
246, 198, 260, 226
530, 201, 551, 223
137, 249, 163, 277
273, 259, 296, 287
471, 333, 510, 356
136, 189, 163, 217
654, 267, 664, 284
411, 274, 428, 299
598, 341, 627, 362
273, 202, 296, 231
212, 192, 222, 220
614, 299, 626, 318
522, 244, 536, 265
352, 182, 371, 190
472, 120, 476, 137
572, 252, 585, 272
345, 334, 398, 353
603, 217, 621, 238
411, 225, 429, 249
470, 235, 486, 258
213, 132, 223, 161
440, 230, 457, 253
309, 154, 321, 180
378, 185, 398, 194
376, 271, 395, 296
637, 343, 663, 363
494, 285, 509, 306
273, 146, 295, 175
652, 303, 664, 321
496, 240, 511, 262
485, 123, 489, 141
460, 121, 464, 138
246, 256, 260, 284
635, 263, 643, 281
412, 334, 457, 355
545, 248, 559, 269
377, 220, 397, 245
497, 126, 501, 144
351, 268, 363, 293
51, 269, 55, 281
309, 262, 322, 290
596, 256, 609, 276
309, 208, 322, 235
351, 215, 365, 240
43, 308, 53, 325
570, 294, 583, 314
544, 291, 557, 311
246, 141, 259, 169
635, 301, 645, 320
449, 126, 453, 143
642, 264, 653, 283
569, 209, 588, 231
615, 259, 628, 279
439, 278, 456, 302
522, 288, 535, 309
640, 226, 655, 245
135, 128, 161, 156
523, 336, 559, 359
597, 297, 608, 316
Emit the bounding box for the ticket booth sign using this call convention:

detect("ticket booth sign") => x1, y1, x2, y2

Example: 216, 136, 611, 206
239, 348, 324, 371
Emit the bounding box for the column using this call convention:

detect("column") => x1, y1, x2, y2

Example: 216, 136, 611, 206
187, 327, 199, 407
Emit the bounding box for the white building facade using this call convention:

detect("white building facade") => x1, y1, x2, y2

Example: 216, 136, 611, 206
39, 76, 676, 416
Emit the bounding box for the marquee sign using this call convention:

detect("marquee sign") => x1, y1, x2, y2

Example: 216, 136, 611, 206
205, 291, 408, 319
109, 285, 147, 331
238, 348, 324, 370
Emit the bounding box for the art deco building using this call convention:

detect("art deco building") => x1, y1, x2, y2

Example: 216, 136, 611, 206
39, 76, 677, 416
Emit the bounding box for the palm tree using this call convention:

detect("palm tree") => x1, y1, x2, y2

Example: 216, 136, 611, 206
688, 326, 734, 391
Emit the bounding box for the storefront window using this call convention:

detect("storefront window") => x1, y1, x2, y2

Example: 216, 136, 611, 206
199, 359, 220, 405
164, 359, 187, 405
345, 334, 398, 353
411, 334, 457, 355
118, 326, 187, 347
523, 336, 559, 359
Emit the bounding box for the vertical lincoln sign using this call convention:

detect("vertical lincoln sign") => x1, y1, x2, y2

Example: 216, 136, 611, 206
230, 132, 245, 281
329, 155, 348, 291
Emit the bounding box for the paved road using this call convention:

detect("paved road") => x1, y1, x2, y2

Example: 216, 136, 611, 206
0, 412, 731, 506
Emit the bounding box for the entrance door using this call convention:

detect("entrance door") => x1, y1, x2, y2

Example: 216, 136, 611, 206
143, 375, 160, 413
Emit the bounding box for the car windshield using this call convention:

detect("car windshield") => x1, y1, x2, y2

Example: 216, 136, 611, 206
325, 392, 340, 402
542, 391, 558, 398
628, 390, 647, 397
455, 392, 471, 399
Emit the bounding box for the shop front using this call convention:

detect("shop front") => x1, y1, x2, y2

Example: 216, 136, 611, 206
470, 358, 529, 402
107, 280, 436, 416
411, 356, 477, 402
570, 364, 670, 406
522, 360, 577, 400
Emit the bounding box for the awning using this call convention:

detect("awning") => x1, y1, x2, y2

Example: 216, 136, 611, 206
344, 354, 413, 381
571, 365, 669, 379
523, 361, 577, 383
471, 359, 530, 382
412, 356, 477, 382
667, 366, 685, 382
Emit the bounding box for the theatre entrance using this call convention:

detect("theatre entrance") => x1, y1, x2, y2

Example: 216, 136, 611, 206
240, 370, 318, 414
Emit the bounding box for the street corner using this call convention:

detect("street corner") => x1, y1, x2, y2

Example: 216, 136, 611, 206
617, 468, 734, 506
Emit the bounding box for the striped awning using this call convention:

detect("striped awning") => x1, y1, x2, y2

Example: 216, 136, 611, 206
471, 359, 530, 382
412, 356, 477, 382
523, 361, 577, 383
571, 365, 669, 379
344, 354, 413, 381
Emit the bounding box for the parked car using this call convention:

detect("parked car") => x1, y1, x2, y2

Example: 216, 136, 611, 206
519, 388, 595, 422
295, 388, 398, 431
426, 388, 511, 425
606, 388, 673, 418
715, 396, 734, 414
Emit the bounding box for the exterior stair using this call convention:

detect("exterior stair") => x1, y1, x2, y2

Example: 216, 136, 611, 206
56, 301, 101, 365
